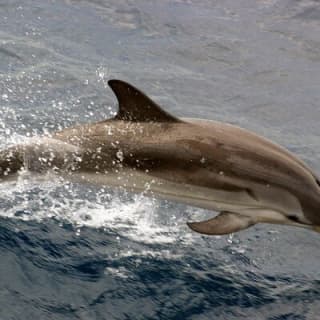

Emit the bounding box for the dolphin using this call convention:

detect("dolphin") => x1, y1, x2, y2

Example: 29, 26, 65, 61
1, 79, 320, 235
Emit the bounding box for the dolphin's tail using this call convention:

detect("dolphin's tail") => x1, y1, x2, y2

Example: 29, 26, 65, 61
0, 146, 25, 179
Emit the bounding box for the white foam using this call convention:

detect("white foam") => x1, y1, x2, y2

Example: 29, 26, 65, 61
0, 172, 195, 245
104, 266, 131, 279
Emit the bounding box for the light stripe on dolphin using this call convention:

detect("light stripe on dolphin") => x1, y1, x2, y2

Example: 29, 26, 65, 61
1, 79, 320, 235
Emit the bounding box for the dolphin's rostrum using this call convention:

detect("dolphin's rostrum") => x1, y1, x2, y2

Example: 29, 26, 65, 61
1, 79, 320, 235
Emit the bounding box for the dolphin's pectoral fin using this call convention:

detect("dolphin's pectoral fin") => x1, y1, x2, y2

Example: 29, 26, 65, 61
187, 211, 256, 235
107, 79, 181, 123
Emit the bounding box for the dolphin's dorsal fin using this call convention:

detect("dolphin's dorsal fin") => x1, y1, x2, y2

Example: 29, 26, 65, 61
108, 79, 180, 122
187, 212, 256, 235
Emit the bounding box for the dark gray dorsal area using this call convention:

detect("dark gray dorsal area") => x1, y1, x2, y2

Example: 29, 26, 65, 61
108, 79, 180, 122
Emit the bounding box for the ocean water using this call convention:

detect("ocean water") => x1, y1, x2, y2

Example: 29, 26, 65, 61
1, 1, 320, 319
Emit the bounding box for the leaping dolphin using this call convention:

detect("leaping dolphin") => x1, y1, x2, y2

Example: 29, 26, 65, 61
1, 79, 320, 235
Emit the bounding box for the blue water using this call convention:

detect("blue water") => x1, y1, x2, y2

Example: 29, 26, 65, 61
1, 1, 320, 319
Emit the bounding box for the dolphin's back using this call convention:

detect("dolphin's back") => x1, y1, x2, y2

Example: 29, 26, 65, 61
189, 118, 315, 177
184, 118, 320, 194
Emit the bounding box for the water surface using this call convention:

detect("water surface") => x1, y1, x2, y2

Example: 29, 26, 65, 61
1, 1, 320, 319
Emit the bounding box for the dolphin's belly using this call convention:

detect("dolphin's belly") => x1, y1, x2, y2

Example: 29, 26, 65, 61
69, 168, 303, 220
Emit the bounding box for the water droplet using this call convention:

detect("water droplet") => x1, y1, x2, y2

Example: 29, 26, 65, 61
116, 150, 124, 162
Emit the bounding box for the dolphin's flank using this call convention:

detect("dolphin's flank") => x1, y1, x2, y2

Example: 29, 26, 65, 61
1, 79, 320, 236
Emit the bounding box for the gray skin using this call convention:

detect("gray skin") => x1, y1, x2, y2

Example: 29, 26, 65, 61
1, 79, 320, 235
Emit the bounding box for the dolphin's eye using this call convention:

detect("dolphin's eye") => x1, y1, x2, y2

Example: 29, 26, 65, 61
315, 178, 320, 187
287, 215, 300, 223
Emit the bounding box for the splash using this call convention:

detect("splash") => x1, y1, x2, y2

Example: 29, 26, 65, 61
0, 95, 194, 248
0, 168, 195, 245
